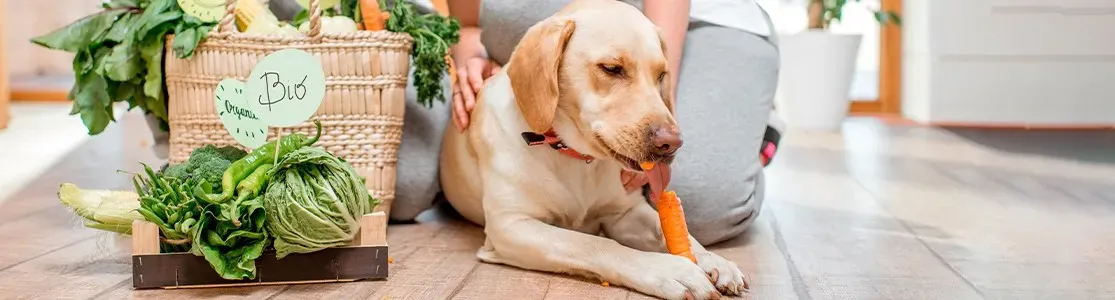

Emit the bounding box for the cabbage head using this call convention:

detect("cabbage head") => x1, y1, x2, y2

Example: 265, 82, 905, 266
263, 147, 378, 258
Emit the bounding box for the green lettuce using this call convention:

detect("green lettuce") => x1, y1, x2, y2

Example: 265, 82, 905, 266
263, 147, 379, 259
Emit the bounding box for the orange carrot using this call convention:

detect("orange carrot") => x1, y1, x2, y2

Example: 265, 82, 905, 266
640, 161, 656, 171
360, 0, 385, 30
601, 281, 611, 287
658, 191, 696, 263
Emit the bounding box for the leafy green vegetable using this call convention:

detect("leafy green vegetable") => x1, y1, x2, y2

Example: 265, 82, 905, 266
192, 189, 269, 280
31, 0, 216, 135
133, 144, 267, 280
162, 163, 190, 179
385, 1, 460, 108
263, 146, 379, 259
299, 0, 460, 108
133, 163, 204, 253
162, 145, 248, 192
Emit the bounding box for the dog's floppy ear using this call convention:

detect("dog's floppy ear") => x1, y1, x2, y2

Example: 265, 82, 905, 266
657, 30, 676, 114
507, 18, 576, 133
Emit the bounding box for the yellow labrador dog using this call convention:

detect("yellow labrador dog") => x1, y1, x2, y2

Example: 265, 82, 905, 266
440, 1, 749, 299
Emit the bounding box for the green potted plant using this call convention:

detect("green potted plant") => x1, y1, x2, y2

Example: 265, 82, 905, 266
776, 0, 900, 131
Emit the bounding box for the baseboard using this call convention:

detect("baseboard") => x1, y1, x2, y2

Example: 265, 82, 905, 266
848, 112, 1115, 130
9, 75, 72, 102
928, 122, 1115, 130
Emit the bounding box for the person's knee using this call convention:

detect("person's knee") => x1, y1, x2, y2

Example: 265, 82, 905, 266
680, 171, 766, 246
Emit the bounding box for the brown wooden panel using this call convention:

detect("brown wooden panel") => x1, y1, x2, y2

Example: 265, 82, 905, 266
132, 246, 389, 289
852, 0, 903, 115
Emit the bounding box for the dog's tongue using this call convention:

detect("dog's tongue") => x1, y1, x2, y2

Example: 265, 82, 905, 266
644, 164, 671, 204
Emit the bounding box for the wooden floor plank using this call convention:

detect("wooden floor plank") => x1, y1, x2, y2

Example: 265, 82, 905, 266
0, 208, 99, 271
363, 246, 481, 299
0, 237, 131, 299
267, 245, 422, 299
6, 113, 1115, 299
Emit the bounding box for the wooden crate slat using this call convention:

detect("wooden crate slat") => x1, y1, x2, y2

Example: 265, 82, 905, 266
132, 246, 389, 289
131, 213, 390, 289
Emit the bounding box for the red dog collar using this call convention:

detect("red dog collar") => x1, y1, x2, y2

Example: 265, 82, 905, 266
521, 130, 595, 163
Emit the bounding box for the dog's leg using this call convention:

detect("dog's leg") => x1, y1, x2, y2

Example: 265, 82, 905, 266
482, 213, 721, 300
601, 197, 751, 295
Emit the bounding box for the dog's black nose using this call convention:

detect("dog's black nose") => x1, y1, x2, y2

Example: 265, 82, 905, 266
651, 125, 683, 155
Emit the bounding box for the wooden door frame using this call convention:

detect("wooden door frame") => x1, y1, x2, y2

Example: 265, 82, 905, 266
849, 0, 902, 115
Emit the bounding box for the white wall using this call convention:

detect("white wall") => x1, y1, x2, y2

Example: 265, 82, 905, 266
903, 0, 1115, 125
3, 0, 102, 77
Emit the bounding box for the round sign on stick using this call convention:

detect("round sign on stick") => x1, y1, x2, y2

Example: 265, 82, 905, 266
214, 79, 269, 149
178, 0, 227, 23
245, 49, 327, 127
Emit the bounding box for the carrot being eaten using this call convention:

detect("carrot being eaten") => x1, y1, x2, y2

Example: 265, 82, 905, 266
657, 190, 697, 263
640, 161, 696, 264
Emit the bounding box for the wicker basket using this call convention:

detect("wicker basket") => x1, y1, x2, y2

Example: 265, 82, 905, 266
163, 0, 412, 214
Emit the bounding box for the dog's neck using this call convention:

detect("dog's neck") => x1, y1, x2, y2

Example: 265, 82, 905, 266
520, 130, 596, 163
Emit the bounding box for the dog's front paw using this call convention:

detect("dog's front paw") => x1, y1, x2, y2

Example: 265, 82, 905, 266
623, 253, 721, 300
695, 251, 750, 295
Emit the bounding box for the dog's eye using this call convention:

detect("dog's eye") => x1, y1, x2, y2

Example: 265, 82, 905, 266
599, 64, 625, 77
657, 72, 667, 83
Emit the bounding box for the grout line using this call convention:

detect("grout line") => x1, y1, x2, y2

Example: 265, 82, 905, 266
767, 213, 812, 300
85, 277, 131, 300
847, 176, 988, 299
0, 235, 97, 273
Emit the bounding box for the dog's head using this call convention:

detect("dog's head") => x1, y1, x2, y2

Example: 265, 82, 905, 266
506, 0, 680, 171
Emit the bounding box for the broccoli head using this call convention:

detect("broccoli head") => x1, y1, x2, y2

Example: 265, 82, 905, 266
180, 145, 240, 192
162, 164, 190, 179
214, 146, 248, 162
189, 159, 232, 190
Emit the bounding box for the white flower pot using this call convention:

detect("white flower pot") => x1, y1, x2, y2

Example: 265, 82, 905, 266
774, 31, 862, 132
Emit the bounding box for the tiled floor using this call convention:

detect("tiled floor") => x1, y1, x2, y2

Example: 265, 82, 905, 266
2, 111, 1115, 299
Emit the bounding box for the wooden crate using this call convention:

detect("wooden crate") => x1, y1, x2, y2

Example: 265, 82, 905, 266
130, 212, 389, 289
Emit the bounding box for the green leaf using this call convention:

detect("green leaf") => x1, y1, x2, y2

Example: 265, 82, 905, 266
104, 14, 136, 43
340, 0, 362, 22
386, 1, 461, 108
170, 25, 211, 58
104, 0, 139, 9
888, 11, 903, 26
140, 34, 166, 100
31, 9, 128, 52
136, 10, 182, 40
112, 81, 137, 103
73, 49, 95, 76
102, 43, 144, 81
872, 11, 902, 26
170, 27, 198, 57
192, 199, 269, 280
74, 74, 112, 135
293, 9, 309, 27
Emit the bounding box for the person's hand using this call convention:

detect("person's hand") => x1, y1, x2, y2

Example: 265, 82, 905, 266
452, 56, 502, 131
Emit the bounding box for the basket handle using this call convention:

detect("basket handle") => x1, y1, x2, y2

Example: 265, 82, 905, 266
219, 0, 325, 38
